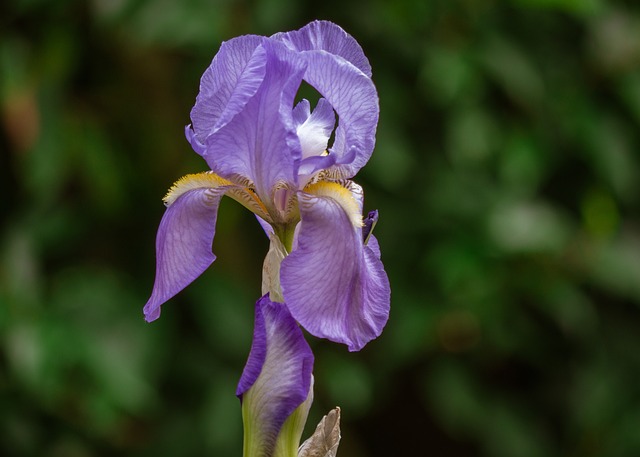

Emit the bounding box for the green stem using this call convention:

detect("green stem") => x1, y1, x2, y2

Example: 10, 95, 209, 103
274, 223, 297, 254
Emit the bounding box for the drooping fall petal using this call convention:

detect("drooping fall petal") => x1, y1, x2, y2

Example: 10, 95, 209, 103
280, 183, 390, 351
143, 184, 227, 322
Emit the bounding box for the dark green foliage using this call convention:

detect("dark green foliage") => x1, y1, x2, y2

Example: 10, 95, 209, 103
2, 0, 640, 455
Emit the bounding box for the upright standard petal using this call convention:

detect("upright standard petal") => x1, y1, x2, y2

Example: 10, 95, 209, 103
237, 295, 314, 457
202, 39, 307, 208
272, 20, 372, 77
189, 35, 265, 145
280, 183, 390, 351
293, 98, 335, 161
143, 184, 227, 322
274, 21, 378, 178
301, 51, 379, 178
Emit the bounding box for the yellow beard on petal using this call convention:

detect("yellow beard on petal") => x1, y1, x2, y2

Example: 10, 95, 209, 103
163, 172, 233, 206
304, 181, 363, 228
163, 171, 271, 222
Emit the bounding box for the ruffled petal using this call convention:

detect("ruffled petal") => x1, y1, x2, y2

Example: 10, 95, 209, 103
273, 20, 372, 77
237, 295, 314, 457
280, 183, 390, 351
143, 186, 227, 322
189, 35, 265, 146
301, 50, 379, 178
203, 39, 307, 206
273, 21, 378, 177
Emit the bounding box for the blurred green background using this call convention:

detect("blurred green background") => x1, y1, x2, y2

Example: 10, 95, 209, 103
2, 0, 640, 456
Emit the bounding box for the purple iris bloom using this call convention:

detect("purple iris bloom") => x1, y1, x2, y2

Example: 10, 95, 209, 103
144, 20, 390, 352
237, 295, 314, 456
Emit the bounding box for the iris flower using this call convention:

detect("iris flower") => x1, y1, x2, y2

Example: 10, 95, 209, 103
237, 295, 314, 457
144, 20, 390, 352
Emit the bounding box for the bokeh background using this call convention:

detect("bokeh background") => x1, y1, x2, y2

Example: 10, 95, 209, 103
2, 0, 640, 456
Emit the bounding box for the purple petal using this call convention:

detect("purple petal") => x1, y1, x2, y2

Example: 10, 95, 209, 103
298, 153, 338, 181
302, 51, 379, 178
296, 98, 336, 160
273, 20, 372, 77
292, 98, 311, 125
185, 125, 207, 155
274, 22, 378, 178
143, 187, 226, 322
365, 234, 382, 261
280, 191, 390, 351
237, 295, 314, 455
189, 35, 265, 145
203, 39, 306, 203
255, 214, 274, 238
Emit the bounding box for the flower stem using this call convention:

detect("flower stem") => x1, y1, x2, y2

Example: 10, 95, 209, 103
274, 223, 297, 254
